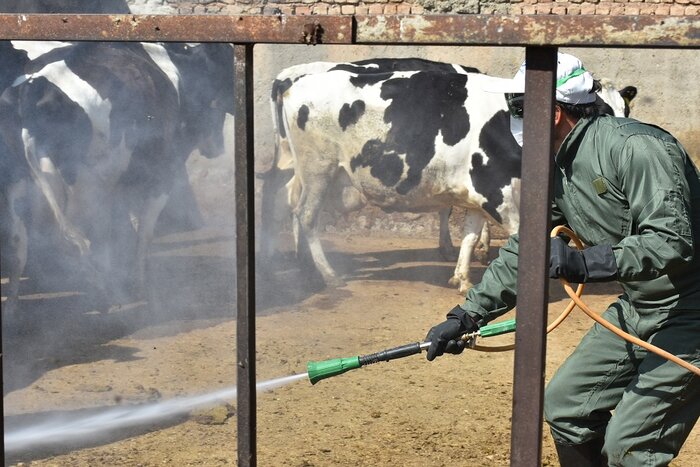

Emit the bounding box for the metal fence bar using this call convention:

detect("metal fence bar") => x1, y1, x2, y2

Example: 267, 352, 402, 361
1, 14, 699, 47
354, 14, 700, 47
510, 46, 558, 466
0, 14, 353, 43
1, 298, 4, 466
234, 43, 256, 467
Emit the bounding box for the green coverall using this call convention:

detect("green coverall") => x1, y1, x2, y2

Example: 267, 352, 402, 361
459, 115, 700, 466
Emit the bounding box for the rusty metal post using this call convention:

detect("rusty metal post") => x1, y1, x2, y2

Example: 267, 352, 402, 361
1, 300, 4, 465
234, 43, 256, 467
510, 46, 557, 467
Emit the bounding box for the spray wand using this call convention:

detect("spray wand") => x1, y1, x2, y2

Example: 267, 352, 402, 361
307, 318, 516, 384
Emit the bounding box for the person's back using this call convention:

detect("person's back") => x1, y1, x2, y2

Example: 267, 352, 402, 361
553, 114, 700, 309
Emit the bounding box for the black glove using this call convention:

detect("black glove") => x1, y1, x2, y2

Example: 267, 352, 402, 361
549, 236, 618, 283
425, 305, 479, 361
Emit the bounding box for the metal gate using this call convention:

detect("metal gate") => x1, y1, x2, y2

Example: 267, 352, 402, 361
1, 12, 698, 467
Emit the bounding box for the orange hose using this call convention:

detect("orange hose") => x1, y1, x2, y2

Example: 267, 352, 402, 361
473, 226, 700, 378
471, 226, 584, 352
551, 226, 700, 377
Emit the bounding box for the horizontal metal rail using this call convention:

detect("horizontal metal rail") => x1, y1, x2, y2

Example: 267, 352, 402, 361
355, 14, 700, 48
0, 14, 698, 47
0, 14, 352, 43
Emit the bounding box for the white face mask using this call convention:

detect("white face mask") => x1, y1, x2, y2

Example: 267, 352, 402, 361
510, 115, 523, 147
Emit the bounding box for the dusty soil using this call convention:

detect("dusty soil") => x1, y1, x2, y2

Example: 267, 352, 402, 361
3, 229, 699, 466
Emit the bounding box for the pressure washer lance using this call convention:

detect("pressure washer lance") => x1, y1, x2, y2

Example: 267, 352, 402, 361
307, 318, 516, 384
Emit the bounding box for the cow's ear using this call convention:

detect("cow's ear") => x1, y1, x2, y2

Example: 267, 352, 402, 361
619, 86, 637, 104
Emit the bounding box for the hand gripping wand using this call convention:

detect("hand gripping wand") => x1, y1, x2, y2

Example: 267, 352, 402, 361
307, 319, 516, 384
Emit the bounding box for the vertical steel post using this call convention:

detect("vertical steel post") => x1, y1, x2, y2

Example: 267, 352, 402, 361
510, 46, 558, 466
1, 295, 4, 465
234, 43, 256, 467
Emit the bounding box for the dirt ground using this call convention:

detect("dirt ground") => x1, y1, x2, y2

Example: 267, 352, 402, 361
2, 229, 699, 466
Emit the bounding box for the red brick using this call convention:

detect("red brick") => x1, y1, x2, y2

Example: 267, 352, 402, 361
535, 3, 553, 13
670, 4, 686, 13
624, 5, 640, 14
552, 5, 567, 13
355, 6, 369, 14
686, 5, 700, 13
580, 4, 596, 14
328, 4, 341, 14
522, 5, 537, 13
411, 4, 424, 13
368, 3, 383, 14
654, 4, 670, 13
312, 4, 329, 14
595, 4, 611, 14
567, 5, 581, 13
511, 5, 524, 13
340, 5, 355, 14
610, 4, 625, 14
397, 4, 412, 13
384, 4, 398, 13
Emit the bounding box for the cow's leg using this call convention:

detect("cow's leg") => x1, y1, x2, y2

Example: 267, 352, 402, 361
293, 168, 345, 288
134, 193, 169, 300
438, 207, 459, 261
474, 220, 491, 265
22, 130, 91, 256
2, 180, 29, 316
259, 167, 294, 264
448, 210, 486, 294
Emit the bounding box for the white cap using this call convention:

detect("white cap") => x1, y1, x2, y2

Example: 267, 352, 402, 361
483, 52, 596, 105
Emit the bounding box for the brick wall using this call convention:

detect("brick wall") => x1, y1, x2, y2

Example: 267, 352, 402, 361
510, 0, 700, 16
131, 0, 699, 16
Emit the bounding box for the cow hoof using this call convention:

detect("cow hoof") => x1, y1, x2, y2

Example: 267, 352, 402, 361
447, 276, 461, 287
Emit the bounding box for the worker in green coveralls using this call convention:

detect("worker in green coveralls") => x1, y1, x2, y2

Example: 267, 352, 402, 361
424, 52, 700, 466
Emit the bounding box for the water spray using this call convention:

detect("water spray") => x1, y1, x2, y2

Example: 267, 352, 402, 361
307, 318, 516, 384
5, 373, 308, 453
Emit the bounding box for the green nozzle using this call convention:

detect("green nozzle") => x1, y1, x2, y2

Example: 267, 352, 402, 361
479, 318, 517, 337
307, 356, 361, 385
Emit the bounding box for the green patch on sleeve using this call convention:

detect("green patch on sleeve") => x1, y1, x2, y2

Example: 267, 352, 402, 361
592, 177, 608, 195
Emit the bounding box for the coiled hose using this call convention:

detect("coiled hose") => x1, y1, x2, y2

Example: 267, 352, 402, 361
473, 225, 700, 377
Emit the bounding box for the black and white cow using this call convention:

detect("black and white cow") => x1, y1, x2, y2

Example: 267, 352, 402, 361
0, 40, 233, 312
261, 58, 636, 293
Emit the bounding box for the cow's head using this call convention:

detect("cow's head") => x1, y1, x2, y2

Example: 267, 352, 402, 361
595, 79, 637, 117
166, 43, 234, 160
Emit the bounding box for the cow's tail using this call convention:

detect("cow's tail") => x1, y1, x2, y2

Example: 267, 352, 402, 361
259, 77, 296, 260
21, 128, 91, 255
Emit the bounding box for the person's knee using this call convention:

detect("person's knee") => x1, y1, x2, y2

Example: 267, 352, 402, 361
602, 440, 668, 467
544, 376, 575, 442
